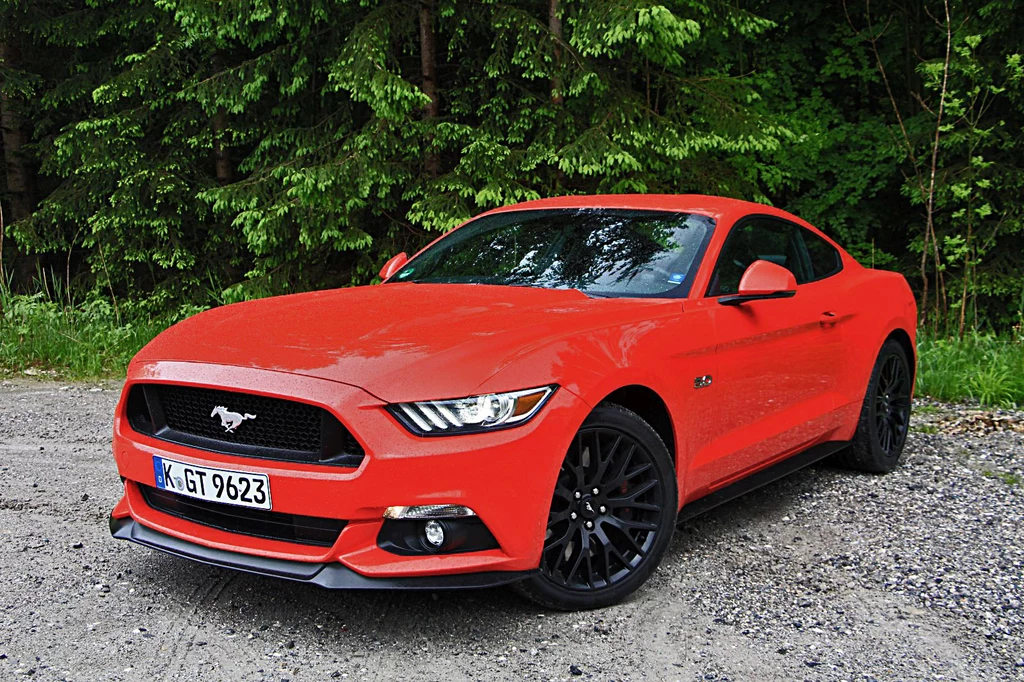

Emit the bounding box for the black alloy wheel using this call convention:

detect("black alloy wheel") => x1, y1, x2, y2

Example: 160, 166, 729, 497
836, 339, 914, 473
874, 353, 912, 455
514, 404, 677, 610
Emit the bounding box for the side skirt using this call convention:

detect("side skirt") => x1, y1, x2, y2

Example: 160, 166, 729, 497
678, 440, 849, 522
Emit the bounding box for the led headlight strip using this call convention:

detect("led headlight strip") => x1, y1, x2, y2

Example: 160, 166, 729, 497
387, 385, 557, 435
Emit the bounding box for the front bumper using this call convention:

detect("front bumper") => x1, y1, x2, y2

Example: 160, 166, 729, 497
110, 516, 534, 589
111, 361, 585, 581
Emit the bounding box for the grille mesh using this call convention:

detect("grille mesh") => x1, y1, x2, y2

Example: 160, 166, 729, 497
157, 385, 322, 453
140, 485, 346, 546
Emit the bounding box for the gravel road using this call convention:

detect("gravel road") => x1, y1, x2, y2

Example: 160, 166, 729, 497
0, 379, 1021, 681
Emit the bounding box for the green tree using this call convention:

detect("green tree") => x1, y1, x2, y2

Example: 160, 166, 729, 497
0, 0, 1021, 332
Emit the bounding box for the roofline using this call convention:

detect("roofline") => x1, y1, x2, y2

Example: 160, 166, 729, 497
479, 194, 773, 222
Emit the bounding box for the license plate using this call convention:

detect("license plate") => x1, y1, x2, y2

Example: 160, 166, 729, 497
153, 456, 271, 510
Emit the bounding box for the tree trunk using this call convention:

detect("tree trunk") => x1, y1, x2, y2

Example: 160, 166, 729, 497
212, 108, 233, 185
419, 0, 440, 177
211, 54, 233, 185
549, 0, 566, 189
549, 0, 563, 105
0, 41, 37, 224
0, 39, 40, 290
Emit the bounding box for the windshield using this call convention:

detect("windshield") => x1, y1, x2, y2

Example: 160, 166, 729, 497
390, 209, 715, 297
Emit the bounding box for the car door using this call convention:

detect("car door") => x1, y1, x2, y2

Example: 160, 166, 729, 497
688, 215, 845, 492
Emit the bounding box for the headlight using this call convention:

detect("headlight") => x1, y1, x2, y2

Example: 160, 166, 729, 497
387, 385, 557, 435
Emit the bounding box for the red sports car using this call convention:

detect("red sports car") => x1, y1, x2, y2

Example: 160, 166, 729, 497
110, 195, 917, 609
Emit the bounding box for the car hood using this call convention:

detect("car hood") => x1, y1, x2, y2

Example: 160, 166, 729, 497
132, 283, 671, 402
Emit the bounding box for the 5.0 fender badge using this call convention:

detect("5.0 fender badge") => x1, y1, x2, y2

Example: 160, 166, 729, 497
211, 406, 256, 432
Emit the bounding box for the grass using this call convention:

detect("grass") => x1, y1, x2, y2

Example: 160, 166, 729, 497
982, 470, 1022, 486
916, 332, 1024, 408
0, 280, 199, 379
4, 281, 1024, 407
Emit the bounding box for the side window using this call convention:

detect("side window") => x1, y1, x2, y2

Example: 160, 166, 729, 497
706, 217, 811, 296
801, 228, 843, 281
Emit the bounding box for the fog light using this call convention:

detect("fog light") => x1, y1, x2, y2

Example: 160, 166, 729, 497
423, 520, 445, 548
377, 516, 499, 556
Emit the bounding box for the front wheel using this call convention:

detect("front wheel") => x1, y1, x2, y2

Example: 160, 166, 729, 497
514, 404, 677, 610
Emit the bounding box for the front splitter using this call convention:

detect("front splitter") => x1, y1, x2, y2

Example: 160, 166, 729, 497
110, 516, 534, 590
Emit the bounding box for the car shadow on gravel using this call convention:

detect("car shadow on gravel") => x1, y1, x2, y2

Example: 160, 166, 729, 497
122, 458, 836, 639
673, 458, 844, 535
124, 550, 542, 655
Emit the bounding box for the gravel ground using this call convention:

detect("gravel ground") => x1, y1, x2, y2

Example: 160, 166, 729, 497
0, 380, 1021, 681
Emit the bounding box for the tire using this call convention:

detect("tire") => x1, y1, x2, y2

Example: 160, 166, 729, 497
834, 339, 913, 473
513, 403, 678, 610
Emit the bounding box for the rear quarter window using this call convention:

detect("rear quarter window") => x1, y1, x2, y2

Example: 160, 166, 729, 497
802, 229, 843, 281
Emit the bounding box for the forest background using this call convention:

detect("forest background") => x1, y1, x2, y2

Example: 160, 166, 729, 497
1, 0, 1022, 404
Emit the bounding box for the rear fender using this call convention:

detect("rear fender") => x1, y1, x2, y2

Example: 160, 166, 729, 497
832, 270, 917, 439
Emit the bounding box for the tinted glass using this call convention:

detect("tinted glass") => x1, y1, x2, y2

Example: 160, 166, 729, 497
802, 228, 843, 280
707, 218, 811, 296
391, 209, 715, 297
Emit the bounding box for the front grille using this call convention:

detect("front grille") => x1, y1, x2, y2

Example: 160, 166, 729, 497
126, 384, 364, 467
140, 485, 347, 547
160, 385, 321, 452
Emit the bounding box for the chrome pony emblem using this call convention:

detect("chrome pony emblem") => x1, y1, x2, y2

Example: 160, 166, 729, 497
211, 406, 256, 432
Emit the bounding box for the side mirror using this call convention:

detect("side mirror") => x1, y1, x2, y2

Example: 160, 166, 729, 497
378, 252, 409, 281
718, 260, 797, 306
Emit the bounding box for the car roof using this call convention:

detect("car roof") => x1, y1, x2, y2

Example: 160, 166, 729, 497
482, 194, 802, 225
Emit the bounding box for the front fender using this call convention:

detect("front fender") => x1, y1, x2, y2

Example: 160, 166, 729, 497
475, 306, 718, 493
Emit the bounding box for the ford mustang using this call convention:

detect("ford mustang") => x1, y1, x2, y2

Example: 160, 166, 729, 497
109, 195, 917, 610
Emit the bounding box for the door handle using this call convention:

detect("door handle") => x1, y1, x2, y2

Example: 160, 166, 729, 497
819, 311, 838, 327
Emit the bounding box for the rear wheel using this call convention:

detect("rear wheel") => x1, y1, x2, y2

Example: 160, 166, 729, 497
514, 404, 677, 610
836, 339, 913, 473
